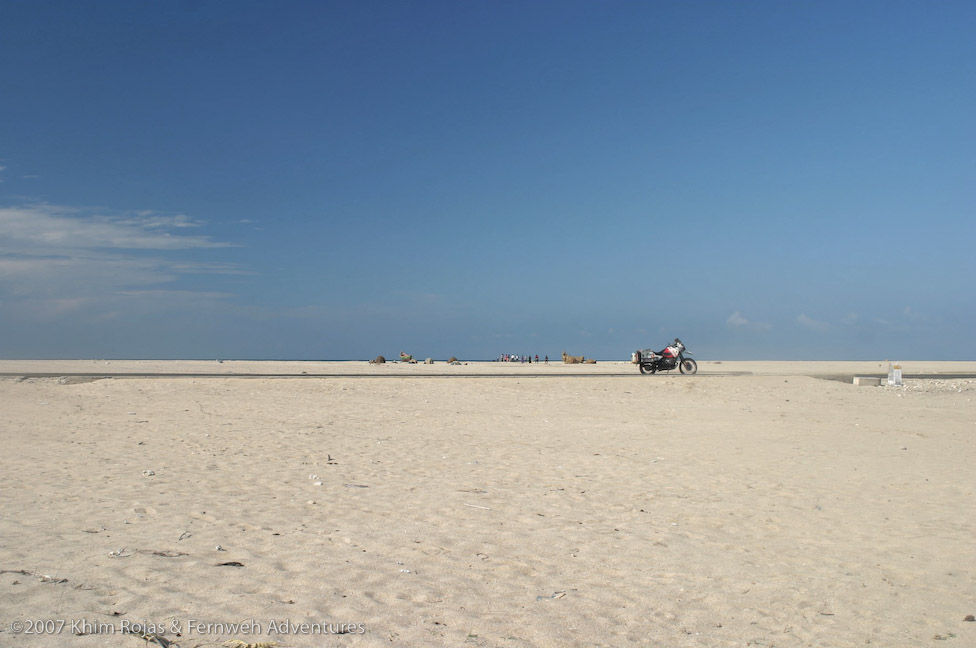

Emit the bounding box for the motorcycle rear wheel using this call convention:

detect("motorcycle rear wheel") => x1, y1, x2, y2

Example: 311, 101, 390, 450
639, 364, 656, 375
679, 358, 698, 375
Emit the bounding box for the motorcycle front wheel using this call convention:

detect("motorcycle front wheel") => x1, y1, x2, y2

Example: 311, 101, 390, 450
639, 364, 656, 375
679, 358, 698, 375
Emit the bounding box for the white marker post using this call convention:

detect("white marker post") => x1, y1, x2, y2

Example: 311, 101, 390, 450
887, 362, 903, 387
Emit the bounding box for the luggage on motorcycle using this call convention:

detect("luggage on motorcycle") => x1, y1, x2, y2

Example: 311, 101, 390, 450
637, 349, 657, 361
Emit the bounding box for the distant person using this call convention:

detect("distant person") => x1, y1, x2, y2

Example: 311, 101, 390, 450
544, 355, 549, 364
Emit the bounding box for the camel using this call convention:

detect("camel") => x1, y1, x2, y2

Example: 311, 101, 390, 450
562, 352, 584, 364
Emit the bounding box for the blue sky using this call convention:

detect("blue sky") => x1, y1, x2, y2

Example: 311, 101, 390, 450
1, 1, 973, 360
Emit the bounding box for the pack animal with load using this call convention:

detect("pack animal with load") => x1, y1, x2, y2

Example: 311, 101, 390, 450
562, 352, 596, 364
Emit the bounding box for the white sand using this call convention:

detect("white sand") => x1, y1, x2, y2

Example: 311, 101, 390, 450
1, 361, 974, 647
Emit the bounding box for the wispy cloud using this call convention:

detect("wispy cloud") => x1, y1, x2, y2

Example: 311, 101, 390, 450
727, 311, 771, 330
727, 312, 749, 327
902, 306, 931, 322
796, 314, 831, 331
869, 307, 937, 333
0, 202, 243, 321
0, 204, 229, 251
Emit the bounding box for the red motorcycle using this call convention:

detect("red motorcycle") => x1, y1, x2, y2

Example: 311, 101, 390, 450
635, 338, 698, 375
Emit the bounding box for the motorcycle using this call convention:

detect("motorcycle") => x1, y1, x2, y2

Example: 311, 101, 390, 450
635, 338, 698, 375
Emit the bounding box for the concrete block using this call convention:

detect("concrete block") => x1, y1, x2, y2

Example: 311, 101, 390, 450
853, 376, 882, 386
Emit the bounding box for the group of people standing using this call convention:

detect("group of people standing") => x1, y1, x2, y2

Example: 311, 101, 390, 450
497, 353, 547, 363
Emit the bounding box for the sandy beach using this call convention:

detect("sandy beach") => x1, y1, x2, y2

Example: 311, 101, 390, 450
1, 360, 974, 647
